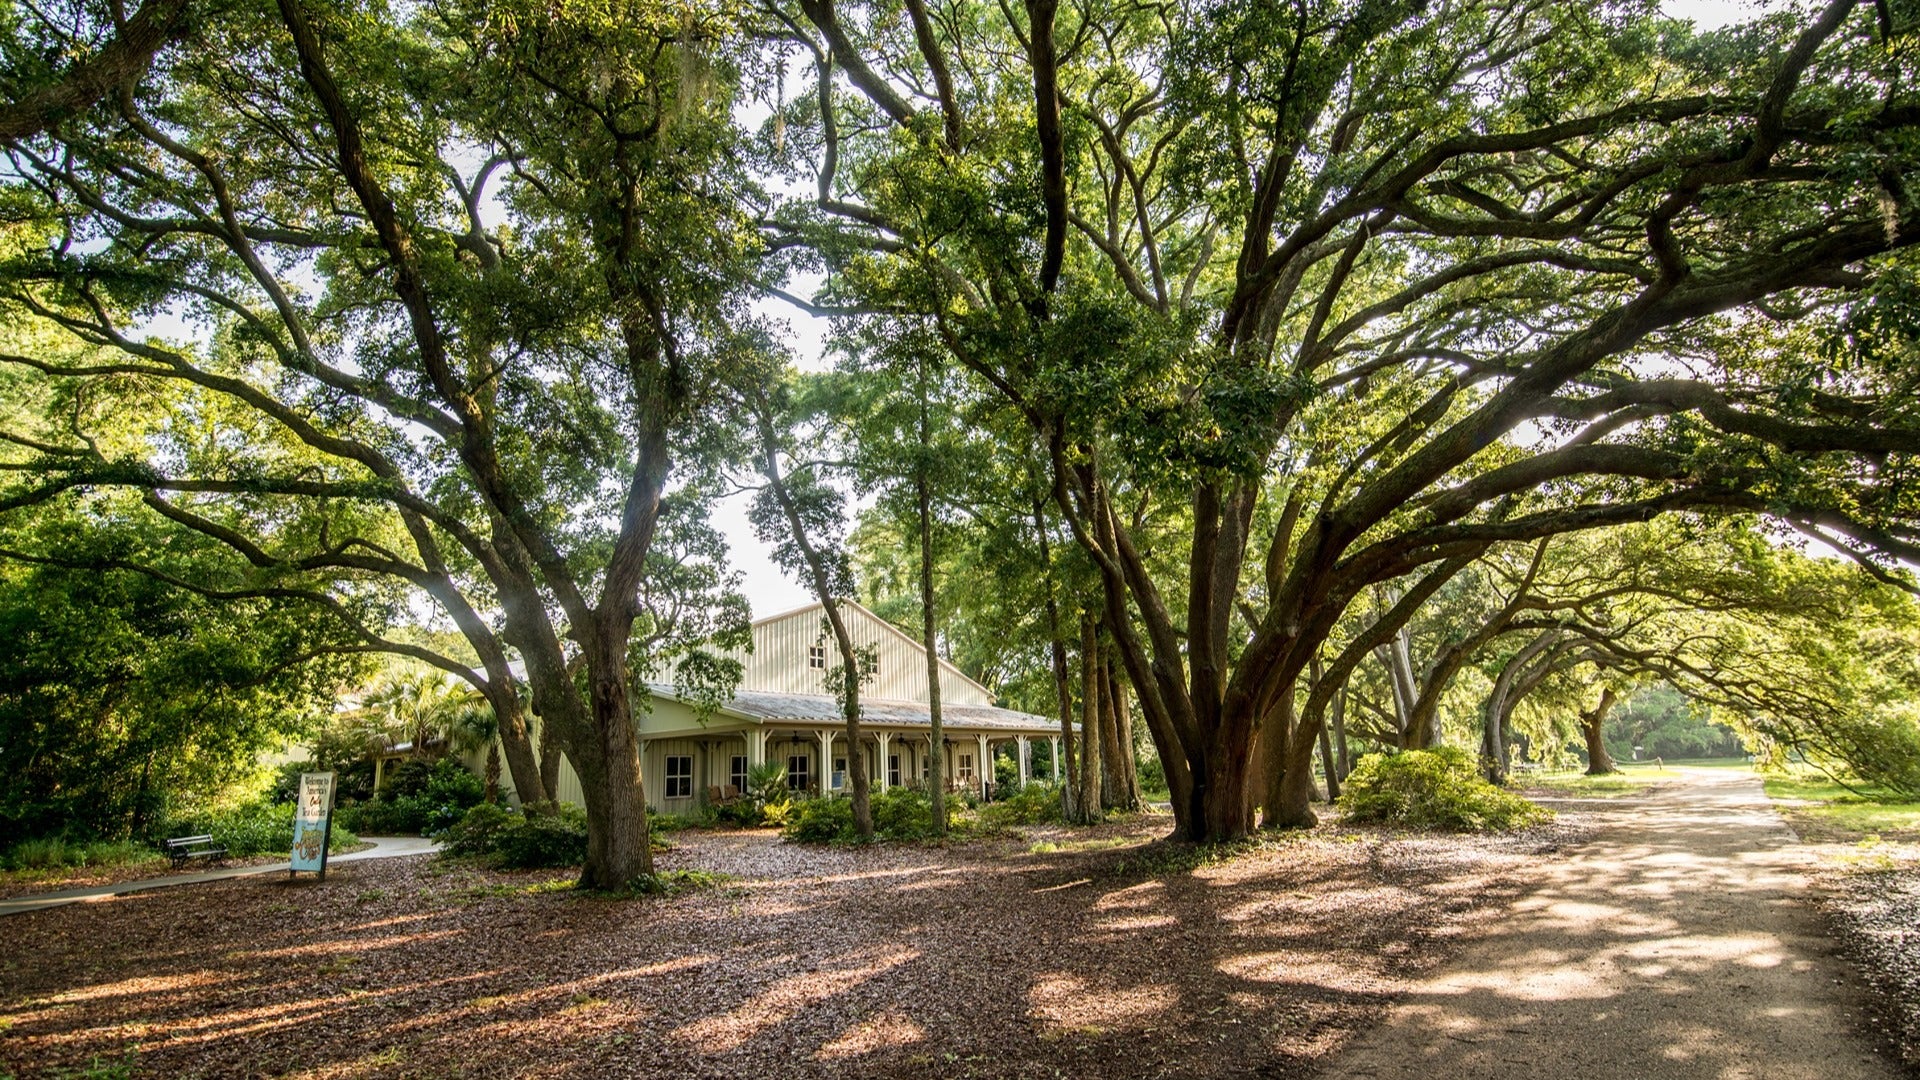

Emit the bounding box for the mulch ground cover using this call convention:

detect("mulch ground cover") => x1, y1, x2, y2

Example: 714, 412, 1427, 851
2, 812, 1587, 1079
1816, 844, 1920, 1074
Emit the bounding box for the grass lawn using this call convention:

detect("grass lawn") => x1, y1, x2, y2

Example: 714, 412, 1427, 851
1762, 771, 1920, 843
0, 840, 168, 896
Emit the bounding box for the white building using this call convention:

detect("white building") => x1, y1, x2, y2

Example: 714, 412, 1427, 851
535, 601, 1064, 812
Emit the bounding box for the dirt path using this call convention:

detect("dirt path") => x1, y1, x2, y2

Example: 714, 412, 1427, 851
1321, 768, 1901, 1079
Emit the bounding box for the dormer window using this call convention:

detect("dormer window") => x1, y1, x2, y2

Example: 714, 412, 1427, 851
808, 643, 826, 669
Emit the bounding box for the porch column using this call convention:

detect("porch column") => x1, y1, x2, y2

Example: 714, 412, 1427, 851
1050, 737, 1061, 782
818, 728, 835, 793
876, 731, 891, 792
747, 727, 766, 768
1017, 736, 1030, 788
976, 733, 991, 800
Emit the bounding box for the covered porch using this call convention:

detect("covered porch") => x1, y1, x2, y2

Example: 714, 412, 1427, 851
631, 685, 1066, 811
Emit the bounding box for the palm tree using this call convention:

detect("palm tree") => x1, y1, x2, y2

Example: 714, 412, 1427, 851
355, 669, 474, 797
361, 670, 463, 760
448, 700, 502, 803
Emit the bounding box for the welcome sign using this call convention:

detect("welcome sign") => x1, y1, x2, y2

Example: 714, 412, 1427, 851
290, 772, 336, 879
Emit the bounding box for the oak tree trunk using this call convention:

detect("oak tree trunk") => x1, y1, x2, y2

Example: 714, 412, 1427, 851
916, 465, 948, 836
1318, 724, 1339, 803
1332, 686, 1351, 781
571, 632, 654, 888
1037, 501, 1080, 820
1583, 688, 1619, 775
1099, 656, 1140, 811
1074, 612, 1104, 824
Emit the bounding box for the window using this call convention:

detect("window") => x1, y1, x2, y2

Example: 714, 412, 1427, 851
861, 651, 877, 676
729, 755, 748, 794
808, 643, 826, 669
787, 754, 811, 791
665, 755, 693, 799
888, 754, 900, 787
833, 756, 847, 790
958, 752, 975, 781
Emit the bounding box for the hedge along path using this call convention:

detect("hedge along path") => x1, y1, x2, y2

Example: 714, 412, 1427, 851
0, 836, 440, 917
1321, 768, 1899, 1079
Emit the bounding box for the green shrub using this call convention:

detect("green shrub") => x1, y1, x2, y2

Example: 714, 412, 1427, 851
781, 788, 960, 843
421, 757, 486, 807
378, 758, 435, 800
269, 761, 315, 805
711, 797, 761, 826
759, 798, 795, 827
163, 799, 360, 856
493, 804, 589, 869
1136, 752, 1168, 796
649, 809, 711, 833
1837, 702, 1920, 799
870, 786, 941, 839
441, 802, 590, 869
334, 758, 485, 837
979, 782, 1064, 828
1338, 748, 1552, 832
784, 796, 855, 843
335, 797, 426, 836
441, 802, 518, 858
993, 752, 1019, 798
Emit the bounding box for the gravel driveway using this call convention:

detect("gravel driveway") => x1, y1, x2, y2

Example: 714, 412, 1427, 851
1320, 768, 1906, 1079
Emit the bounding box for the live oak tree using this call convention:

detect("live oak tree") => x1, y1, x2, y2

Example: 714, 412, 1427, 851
0, 0, 767, 885
0, 498, 363, 846
747, 377, 877, 838
816, 330, 988, 834
765, 0, 1920, 839
1536, 540, 1920, 797
1349, 516, 1920, 791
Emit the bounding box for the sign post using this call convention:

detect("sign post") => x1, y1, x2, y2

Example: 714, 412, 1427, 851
290, 772, 336, 881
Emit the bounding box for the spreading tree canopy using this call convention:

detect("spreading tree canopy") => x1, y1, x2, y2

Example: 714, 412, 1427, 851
766, 0, 1920, 838
0, 0, 768, 884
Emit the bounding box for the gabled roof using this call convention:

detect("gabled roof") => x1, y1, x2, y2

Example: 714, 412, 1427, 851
750, 599, 997, 700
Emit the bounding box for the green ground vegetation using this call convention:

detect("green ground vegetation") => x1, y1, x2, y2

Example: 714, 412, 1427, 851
1763, 771, 1920, 843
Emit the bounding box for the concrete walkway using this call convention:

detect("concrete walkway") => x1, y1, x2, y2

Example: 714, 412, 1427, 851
0, 835, 440, 917
1321, 768, 1899, 1079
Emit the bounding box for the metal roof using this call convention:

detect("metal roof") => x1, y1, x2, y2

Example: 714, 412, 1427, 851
651, 684, 1063, 734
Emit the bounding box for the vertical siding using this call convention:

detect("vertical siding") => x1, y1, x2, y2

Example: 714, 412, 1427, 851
726, 603, 995, 706
555, 754, 584, 807
643, 735, 751, 810
764, 734, 823, 793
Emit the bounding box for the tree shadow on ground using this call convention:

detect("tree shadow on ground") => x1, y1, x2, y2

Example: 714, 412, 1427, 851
2, 817, 1558, 1080
1324, 772, 1902, 1080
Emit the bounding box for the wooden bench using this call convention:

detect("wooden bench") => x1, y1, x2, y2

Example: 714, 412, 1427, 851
163, 834, 227, 870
